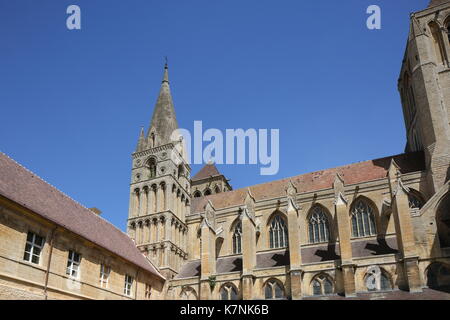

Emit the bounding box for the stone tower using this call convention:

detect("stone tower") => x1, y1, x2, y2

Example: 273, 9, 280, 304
127, 64, 190, 279
398, 0, 450, 194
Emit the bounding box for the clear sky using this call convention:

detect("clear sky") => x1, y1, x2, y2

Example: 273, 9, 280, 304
0, 0, 430, 230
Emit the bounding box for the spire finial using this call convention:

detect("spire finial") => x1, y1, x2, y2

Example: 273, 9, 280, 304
162, 57, 169, 83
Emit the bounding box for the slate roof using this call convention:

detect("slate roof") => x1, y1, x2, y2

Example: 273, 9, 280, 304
0, 152, 164, 281
191, 152, 425, 214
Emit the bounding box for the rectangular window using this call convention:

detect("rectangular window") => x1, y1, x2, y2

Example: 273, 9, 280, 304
99, 264, 111, 288
66, 250, 81, 278
145, 283, 152, 299
23, 231, 44, 264
124, 274, 133, 296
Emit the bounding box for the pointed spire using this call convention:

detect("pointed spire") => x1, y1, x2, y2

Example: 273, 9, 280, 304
147, 62, 179, 147
136, 127, 146, 152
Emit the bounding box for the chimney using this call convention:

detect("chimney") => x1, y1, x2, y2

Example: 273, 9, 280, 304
89, 207, 102, 215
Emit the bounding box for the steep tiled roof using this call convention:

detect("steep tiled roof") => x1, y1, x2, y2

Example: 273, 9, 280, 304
0, 152, 164, 281
191, 152, 425, 213
192, 163, 222, 181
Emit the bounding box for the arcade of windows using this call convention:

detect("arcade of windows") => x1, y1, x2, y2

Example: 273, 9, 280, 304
232, 193, 424, 253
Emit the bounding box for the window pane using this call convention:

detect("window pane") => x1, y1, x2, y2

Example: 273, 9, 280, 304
323, 280, 333, 294
230, 287, 238, 300
274, 283, 283, 299
31, 255, 39, 264
220, 288, 228, 300
313, 280, 321, 296
35, 235, 44, 247
352, 215, 358, 237
309, 223, 314, 243
265, 284, 272, 299
24, 243, 32, 254
380, 274, 390, 291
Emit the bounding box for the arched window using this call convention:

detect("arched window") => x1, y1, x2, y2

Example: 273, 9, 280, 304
150, 132, 156, 148
214, 185, 221, 194
269, 214, 288, 249
426, 262, 450, 289
311, 274, 334, 296
220, 283, 239, 300
204, 189, 212, 196
232, 221, 242, 254
147, 158, 157, 178
264, 279, 285, 300
193, 190, 201, 198
429, 21, 445, 65
308, 206, 330, 244
178, 165, 185, 179
351, 199, 376, 238
365, 266, 392, 292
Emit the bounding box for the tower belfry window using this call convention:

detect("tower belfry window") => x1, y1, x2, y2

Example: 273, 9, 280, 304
429, 21, 445, 65
150, 133, 156, 148
147, 158, 157, 178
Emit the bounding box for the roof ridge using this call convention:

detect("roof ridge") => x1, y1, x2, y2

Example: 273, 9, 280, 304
195, 151, 423, 202
0, 151, 121, 230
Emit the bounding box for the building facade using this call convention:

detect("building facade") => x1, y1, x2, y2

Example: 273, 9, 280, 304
0, 0, 449, 301
0, 153, 166, 300
127, 0, 450, 300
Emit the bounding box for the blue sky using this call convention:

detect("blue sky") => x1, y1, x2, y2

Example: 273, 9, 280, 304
0, 0, 429, 230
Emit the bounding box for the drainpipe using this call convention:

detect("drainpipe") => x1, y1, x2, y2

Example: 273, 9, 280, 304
134, 268, 140, 300
43, 227, 57, 300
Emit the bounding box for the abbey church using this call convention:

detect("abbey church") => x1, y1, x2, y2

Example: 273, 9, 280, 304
0, 0, 449, 300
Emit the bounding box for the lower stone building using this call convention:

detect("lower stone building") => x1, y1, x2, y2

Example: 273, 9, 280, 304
0, 153, 165, 300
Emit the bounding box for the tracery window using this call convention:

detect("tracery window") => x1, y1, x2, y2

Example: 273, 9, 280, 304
311, 274, 334, 296
204, 189, 212, 196
308, 206, 330, 244
269, 214, 288, 249
232, 221, 242, 254
264, 279, 285, 300
351, 199, 376, 238
220, 283, 239, 300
